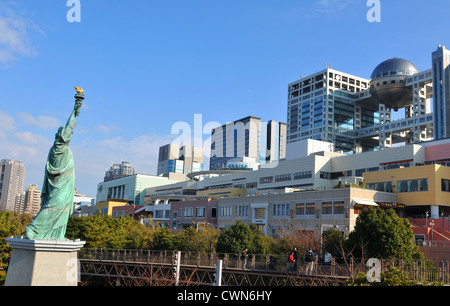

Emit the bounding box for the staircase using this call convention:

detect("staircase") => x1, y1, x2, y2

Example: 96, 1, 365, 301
408, 218, 450, 242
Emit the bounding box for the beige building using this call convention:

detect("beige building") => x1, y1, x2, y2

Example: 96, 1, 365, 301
157, 144, 203, 177
217, 187, 397, 237
0, 159, 25, 212
14, 185, 42, 215
24, 185, 42, 216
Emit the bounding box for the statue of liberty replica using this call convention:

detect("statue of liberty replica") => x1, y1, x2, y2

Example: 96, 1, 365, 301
5, 87, 86, 286
25, 87, 85, 241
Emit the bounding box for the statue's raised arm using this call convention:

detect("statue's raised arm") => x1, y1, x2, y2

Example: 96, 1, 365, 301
25, 87, 85, 241
57, 91, 83, 144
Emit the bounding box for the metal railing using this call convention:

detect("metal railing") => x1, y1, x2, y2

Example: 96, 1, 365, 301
78, 249, 450, 284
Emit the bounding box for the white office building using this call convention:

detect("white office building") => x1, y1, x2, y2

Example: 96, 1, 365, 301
210, 116, 286, 170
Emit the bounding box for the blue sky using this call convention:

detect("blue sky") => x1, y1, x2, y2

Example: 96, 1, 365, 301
0, 0, 449, 197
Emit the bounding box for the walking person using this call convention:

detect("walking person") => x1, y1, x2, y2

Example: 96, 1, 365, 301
292, 247, 298, 273
241, 248, 248, 270
305, 248, 315, 275
324, 251, 332, 275
313, 251, 319, 274
287, 252, 296, 273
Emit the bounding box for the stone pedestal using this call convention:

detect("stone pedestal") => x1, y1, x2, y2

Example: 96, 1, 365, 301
5, 238, 85, 286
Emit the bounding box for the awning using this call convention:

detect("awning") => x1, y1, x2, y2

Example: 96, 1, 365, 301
352, 199, 379, 207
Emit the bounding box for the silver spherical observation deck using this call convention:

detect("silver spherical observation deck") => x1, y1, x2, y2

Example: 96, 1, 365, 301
369, 58, 419, 110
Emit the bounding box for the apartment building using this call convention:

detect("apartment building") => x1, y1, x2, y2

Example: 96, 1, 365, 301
0, 159, 25, 212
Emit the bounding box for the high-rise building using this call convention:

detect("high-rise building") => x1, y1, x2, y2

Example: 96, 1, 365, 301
157, 144, 203, 176
286, 46, 446, 153
14, 191, 25, 214
14, 185, 41, 215
23, 185, 42, 216
0, 159, 25, 212
432, 45, 450, 140
209, 116, 287, 170
104, 161, 136, 182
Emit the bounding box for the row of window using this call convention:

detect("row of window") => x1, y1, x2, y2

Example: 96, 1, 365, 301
180, 207, 217, 219
273, 201, 345, 216
366, 179, 429, 193
219, 201, 347, 218
259, 171, 313, 185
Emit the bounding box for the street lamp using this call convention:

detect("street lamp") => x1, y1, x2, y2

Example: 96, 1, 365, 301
430, 220, 435, 245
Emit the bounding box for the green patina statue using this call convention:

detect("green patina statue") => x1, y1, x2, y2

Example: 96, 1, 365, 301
25, 87, 85, 241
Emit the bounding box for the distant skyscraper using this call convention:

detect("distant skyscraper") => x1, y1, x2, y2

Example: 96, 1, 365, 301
104, 161, 136, 182
0, 159, 25, 212
157, 144, 203, 176
209, 116, 287, 170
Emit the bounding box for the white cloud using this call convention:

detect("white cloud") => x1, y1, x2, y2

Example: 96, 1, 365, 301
17, 112, 60, 131
13, 131, 52, 146
71, 133, 177, 196
0, 3, 41, 64
0, 109, 16, 131
92, 124, 121, 136
314, 0, 357, 14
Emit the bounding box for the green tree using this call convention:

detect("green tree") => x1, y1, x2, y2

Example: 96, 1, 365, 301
322, 228, 345, 257
345, 208, 424, 260
66, 211, 153, 249
180, 224, 220, 253
216, 221, 275, 254
346, 268, 418, 286
151, 226, 175, 250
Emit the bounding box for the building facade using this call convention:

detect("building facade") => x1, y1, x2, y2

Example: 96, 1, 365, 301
157, 144, 203, 177
432, 45, 450, 140
210, 116, 286, 170
217, 188, 397, 237
96, 174, 181, 206
0, 159, 25, 212
169, 199, 218, 230
104, 161, 136, 182
146, 137, 450, 221
22, 185, 41, 216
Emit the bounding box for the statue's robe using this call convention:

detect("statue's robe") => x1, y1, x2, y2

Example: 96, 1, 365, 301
26, 111, 76, 241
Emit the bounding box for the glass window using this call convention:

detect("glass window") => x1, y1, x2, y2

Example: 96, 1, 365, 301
219, 206, 232, 217
322, 201, 332, 214
184, 207, 193, 218
196, 207, 206, 218
294, 171, 313, 180
398, 179, 428, 193
259, 176, 273, 184
442, 179, 450, 192
236, 205, 249, 217
334, 201, 345, 215
419, 179, 428, 192
296, 203, 305, 215
408, 180, 418, 192
398, 180, 408, 193
275, 174, 292, 182
306, 202, 315, 215
273, 203, 290, 216
211, 207, 217, 218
